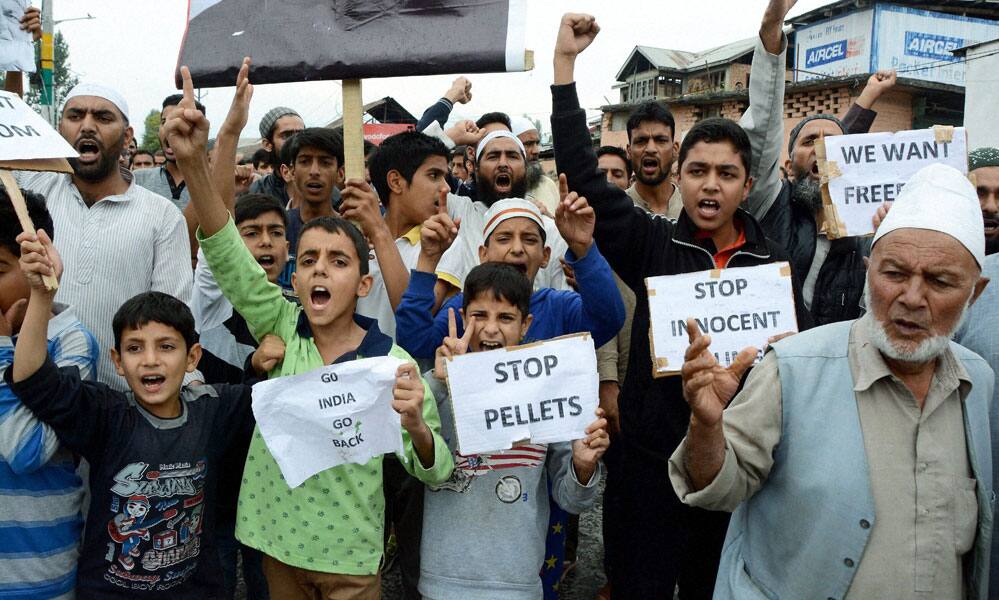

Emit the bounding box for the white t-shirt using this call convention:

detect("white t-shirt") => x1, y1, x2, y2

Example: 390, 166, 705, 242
356, 226, 425, 339
435, 193, 569, 292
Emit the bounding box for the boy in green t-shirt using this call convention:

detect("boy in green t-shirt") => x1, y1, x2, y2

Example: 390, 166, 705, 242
165, 67, 454, 597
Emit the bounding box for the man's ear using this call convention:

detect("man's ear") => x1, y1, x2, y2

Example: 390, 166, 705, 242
541, 246, 552, 269
110, 347, 125, 376
186, 343, 203, 373
970, 277, 991, 306
124, 125, 135, 147
742, 175, 755, 202
337, 166, 345, 188
387, 169, 406, 195
261, 138, 274, 153
783, 158, 793, 178
356, 273, 374, 298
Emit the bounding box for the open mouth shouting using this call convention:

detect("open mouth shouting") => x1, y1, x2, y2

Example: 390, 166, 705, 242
305, 180, 326, 197
641, 156, 660, 178
256, 254, 276, 269
309, 286, 332, 311
494, 171, 513, 193
75, 138, 102, 164
696, 199, 721, 219
984, 215, 998, 237
479, 340, 503, 351
140, 374, 166, 394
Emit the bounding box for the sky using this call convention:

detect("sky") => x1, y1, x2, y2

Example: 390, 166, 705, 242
48, 0, 837, 144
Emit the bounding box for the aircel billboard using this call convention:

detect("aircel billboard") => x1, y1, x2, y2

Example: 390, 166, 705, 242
794, 3, 999, 87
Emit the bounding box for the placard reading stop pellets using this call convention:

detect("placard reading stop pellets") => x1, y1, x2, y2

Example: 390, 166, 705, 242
251, 356, 406, 488
646, 262, 798, 377
446, 334, 598, 455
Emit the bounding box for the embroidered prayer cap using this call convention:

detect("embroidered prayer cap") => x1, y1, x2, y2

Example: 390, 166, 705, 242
64, 82, 130, 123
510, 116, 538, 137
873, 163, 985, 268
476, 130, 526, 163
482, 198, 546, 242
969, 147, 999, 172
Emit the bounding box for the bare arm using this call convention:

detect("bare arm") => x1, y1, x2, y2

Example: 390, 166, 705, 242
184, 58, 253, 253
12, 230, 61, 383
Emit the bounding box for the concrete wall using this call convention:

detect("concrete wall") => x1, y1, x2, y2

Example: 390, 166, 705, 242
963, 40, 999, 149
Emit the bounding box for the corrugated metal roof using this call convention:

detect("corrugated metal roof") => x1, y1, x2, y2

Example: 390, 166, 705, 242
788, 0, 999, 26
615, 36, 758, 82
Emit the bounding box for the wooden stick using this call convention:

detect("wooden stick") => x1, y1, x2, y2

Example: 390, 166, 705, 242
0, 169, 58, 291
341, 79, 366, 181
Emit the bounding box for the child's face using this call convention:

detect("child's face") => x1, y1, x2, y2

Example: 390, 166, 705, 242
237, 211, 290, 284
291, 145, 343, 206
110, 321, 201, 419
396, 155, 450, 225
478, 218, 551, 283
678, 140, 752, 234
292, 228, 372, 328
462, 294, 532, 352
0, 246, 29, 331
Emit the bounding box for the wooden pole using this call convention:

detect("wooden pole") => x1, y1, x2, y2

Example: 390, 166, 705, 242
341, 79, 365, 181
0, 169, 58, 291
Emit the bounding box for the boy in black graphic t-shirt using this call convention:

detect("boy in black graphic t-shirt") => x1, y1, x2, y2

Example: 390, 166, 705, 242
8, 230, 255, 599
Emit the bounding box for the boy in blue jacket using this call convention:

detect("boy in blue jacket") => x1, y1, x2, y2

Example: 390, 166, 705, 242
395, 191, 624, 358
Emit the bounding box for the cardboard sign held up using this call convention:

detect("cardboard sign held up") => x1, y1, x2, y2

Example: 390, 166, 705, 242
251, 356, 407, 488
446, 334, 598, 456
0, 0, 35, 73
646, 263, 798, 377
818, 127, 968, 238
177, 0, 529, 87
0, 91, 78, 290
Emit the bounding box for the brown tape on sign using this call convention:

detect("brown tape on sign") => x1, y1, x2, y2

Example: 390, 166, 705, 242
710, 269, 723, 279
779, 264, 792, 277
821, 184, 849, 239
933, 125, 955, 144
822, 160, 842, 185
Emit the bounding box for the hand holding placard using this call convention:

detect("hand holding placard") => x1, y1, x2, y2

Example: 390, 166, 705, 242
571, 407, 609, 485
681, 318, 757, 429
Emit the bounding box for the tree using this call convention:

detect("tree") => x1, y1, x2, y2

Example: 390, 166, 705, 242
141, 109, 162, 152
25, 31, 79, 112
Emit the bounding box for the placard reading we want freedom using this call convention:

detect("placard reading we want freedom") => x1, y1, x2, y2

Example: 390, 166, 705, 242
820, 126, 968, 238
251, 356, 406, 488
446, 334, 598, 455
646, 263, 798, 377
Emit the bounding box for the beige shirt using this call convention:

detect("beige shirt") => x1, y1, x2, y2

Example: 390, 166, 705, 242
669, 315, 977, 600
626, 181, 683, 220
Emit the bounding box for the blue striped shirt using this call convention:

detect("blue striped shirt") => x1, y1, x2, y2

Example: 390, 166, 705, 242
0, 304, 98, 599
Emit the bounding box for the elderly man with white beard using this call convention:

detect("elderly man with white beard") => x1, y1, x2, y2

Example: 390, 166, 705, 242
668, 163, 994, 600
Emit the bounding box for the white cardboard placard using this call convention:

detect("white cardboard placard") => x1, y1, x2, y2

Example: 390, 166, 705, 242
0, 90, 77, 161
0, 1, 34, 73
646, 262, 798, 377
821, 127, 967, 238
251, 356, 406, 488
446, 334, 597, 455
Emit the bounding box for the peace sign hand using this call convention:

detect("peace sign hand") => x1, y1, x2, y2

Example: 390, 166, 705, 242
680, 318, 757, 428
433, 308, 475, 381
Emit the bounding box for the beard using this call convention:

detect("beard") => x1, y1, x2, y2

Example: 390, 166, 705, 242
791, 176, 823, 213
865, 286, 971, 364
477, 173, 528, 207
69, 133, 126, 183
632, 157, 670, 186
525, 160, 543, 190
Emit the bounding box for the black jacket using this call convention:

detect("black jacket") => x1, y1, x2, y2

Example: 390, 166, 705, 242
761, 181, 872, 326
551, 82, 812, 459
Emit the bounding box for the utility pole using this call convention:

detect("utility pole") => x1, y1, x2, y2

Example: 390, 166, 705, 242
39, 0, 54, 125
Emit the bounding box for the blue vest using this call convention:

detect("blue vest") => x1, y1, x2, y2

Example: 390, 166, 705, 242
714, 320, 994, 600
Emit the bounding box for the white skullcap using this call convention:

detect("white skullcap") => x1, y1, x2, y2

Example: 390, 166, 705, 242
510, 116, 538, 137
64, 82, 130, 123
872, 163, 984, 267
476, 130, 526, 162
482, 198, 545, 241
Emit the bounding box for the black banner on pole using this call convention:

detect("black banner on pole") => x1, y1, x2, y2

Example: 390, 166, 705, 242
177, 0, 527, 88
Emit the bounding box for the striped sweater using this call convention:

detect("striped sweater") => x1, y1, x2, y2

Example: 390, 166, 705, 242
0, 304, 97, 599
